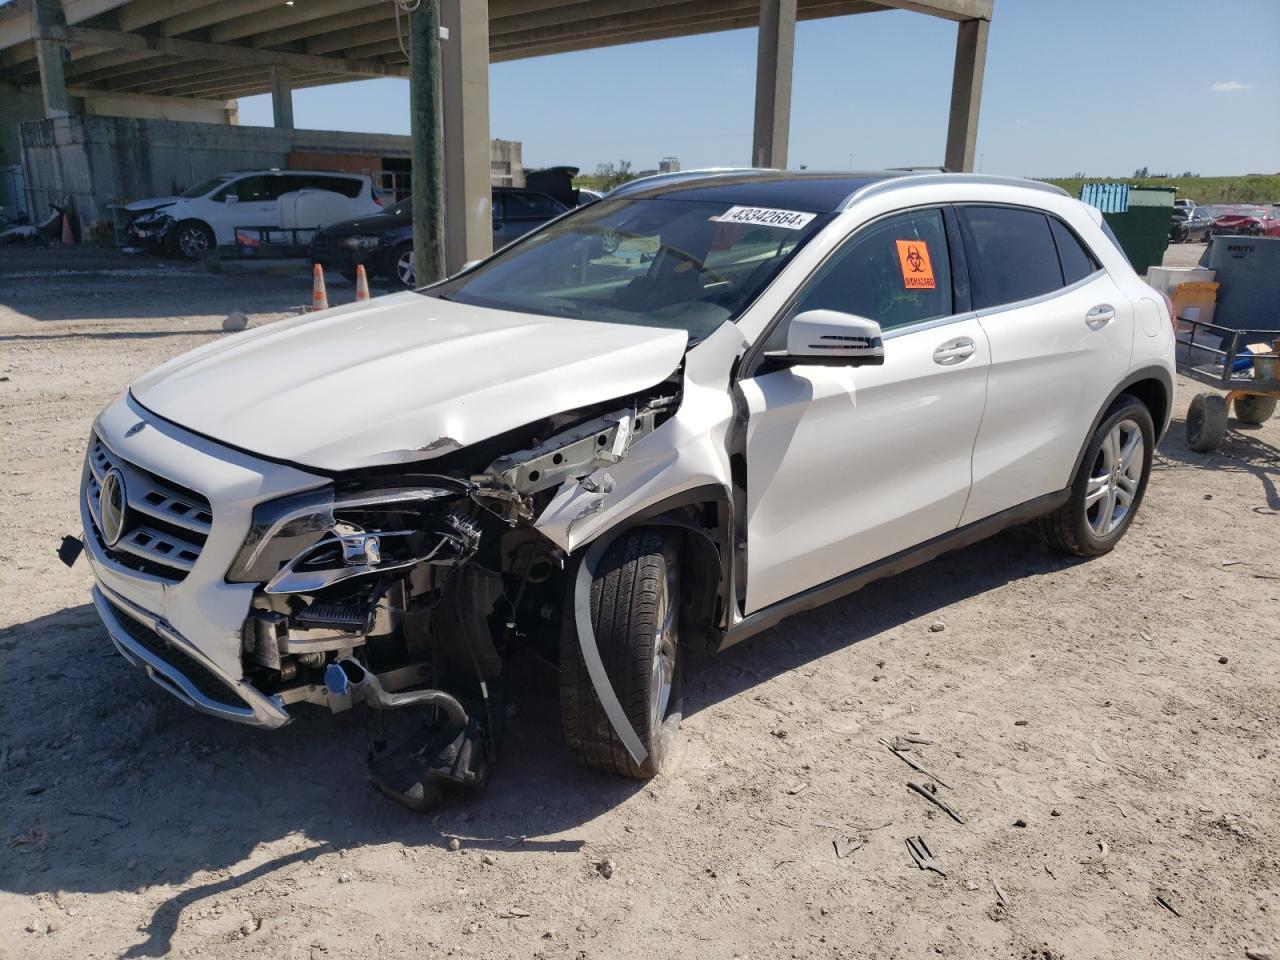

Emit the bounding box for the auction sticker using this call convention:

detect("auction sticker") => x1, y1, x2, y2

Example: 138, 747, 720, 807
710, 206, 817, 230
894, 239, 936, 289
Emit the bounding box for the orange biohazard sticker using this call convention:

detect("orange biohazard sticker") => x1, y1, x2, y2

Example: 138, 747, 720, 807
895, 239, 936, 290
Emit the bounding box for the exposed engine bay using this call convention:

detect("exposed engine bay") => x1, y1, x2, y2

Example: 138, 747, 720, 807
233, 379, 681, 808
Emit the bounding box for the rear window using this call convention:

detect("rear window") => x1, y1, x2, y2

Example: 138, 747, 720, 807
1049, 218, 1100, 285
962, 206, 1063, 308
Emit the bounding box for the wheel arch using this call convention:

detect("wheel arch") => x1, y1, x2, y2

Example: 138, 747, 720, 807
562, 484, 732, 768
1068, 365, 1173, 483
567, 483, 734, 655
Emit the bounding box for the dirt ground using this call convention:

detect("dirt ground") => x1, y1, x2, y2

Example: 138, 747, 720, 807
1, 241, 1277, 960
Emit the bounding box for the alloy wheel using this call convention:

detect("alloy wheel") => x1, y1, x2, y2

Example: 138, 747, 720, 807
178, 226, 210, 257
1085, 418, 1144, 537
396, 250, 415, 288
649, 558, 678, 735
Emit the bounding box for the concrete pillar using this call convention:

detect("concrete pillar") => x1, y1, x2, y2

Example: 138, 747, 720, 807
751, 0, 796, 169
943, 17, 989, 173
33, 0, 71, 118
440, 0, 492, 273
269, 64, 294, 130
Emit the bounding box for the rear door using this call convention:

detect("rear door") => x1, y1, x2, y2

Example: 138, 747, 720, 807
739, 206, 991, 613
959, 205, 1134, 525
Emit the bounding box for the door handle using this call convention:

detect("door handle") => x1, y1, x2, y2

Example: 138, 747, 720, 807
933, 337, 976, 365
1085, 304, 1116, 330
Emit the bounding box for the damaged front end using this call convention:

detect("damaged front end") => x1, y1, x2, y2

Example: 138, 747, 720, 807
228, 383, 679, 809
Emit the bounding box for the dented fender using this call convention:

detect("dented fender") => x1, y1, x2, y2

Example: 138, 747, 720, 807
532, 321, 747, 555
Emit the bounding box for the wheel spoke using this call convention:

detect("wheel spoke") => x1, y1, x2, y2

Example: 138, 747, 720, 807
1119, 429, 1143, 473
1115, 485, 1133, 509
1085, 475, 1110, 506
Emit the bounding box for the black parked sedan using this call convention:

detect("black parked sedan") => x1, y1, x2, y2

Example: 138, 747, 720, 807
309, 187, 571, 288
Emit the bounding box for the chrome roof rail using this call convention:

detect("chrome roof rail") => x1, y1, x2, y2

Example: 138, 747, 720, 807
842, 173, 1070, 209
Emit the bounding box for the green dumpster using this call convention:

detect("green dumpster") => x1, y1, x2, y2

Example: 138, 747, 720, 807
1079, 183, 1175, 275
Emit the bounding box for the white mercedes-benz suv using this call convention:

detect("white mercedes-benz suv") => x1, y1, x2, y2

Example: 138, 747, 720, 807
79, 171, 1175, 809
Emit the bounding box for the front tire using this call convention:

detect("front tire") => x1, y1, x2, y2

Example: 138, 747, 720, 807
170, 220, 215, 259
1040, 397, 1154, 557
560, 529, 682, 779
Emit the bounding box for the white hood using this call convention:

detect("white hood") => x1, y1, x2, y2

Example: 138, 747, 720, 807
125, 196, 183, 212
130, 293, 688, 472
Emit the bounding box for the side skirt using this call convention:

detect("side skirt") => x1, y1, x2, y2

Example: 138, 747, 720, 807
720, 489, 1069, 650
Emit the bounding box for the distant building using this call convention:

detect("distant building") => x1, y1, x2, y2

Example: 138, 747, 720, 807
659, 156, 680, 173
491, 140, 524, 188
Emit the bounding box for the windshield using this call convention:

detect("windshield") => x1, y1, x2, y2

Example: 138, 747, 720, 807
425, 197, 829, 341
181, 176, 233, 199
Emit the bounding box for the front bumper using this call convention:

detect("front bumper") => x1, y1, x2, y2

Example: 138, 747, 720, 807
81, 391, 328, 727
92, 580, 290, 727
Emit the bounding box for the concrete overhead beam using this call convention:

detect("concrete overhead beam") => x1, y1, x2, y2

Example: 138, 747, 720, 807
489, 0, 873, 58
0, 5, 33, 50
110, 60, 248, 94
62, 0, 130, 25
306, 21, 402, 57
872, 0, 991, 20
251, 6, 391, 50
159, 0, 287, 40
491, 0, 745, 35
35, 25, 411, 79
209, 0, 387, 45
116, 0, 221, 33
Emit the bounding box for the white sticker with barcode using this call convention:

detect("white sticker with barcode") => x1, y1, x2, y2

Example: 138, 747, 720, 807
710, 206, 817, 230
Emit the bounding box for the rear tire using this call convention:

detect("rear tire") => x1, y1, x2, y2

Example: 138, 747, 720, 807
1233, 394, 1277, 425
560, 529, 682, 779
1039, 396, 1154, 557
1186, 392, 1228, 451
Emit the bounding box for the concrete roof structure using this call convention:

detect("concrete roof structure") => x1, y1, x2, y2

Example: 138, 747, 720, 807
1, 0, 992, 270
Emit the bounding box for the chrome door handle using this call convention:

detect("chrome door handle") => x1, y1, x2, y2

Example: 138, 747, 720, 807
933, 337, 976, 365
1085, 304, 1116, 329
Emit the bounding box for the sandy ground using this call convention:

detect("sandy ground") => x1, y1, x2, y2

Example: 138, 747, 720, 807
1, 242, 1277, 960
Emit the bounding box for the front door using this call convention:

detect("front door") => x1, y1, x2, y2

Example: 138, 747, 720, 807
207, 175, 280, 245
739, 207, 990, 614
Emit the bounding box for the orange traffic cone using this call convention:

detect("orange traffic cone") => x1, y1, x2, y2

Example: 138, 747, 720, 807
311, 263, 329, 311
61, 213, 74, 245
354, 263, 370, 301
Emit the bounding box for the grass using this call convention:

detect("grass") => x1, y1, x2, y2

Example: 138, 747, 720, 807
1042, 175, 1280, 205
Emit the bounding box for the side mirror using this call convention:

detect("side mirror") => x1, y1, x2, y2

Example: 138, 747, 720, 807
769, 309, 885, 368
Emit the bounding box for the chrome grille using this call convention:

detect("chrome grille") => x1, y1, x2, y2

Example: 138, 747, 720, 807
85, 433, 212, 582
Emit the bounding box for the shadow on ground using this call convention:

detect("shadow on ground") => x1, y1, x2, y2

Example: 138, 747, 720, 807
0, 517, 1086, 955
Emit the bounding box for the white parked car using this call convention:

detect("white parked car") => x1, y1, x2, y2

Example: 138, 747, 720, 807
124, 169, 382, 258
79, 171, 1175, 809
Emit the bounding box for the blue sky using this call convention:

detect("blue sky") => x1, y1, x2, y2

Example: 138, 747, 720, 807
238, 0, 1279, 177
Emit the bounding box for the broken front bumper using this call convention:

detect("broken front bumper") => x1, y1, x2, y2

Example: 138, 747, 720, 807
91, 580, 290, 727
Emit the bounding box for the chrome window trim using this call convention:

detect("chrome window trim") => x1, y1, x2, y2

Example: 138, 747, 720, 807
971, 267, 1106, 321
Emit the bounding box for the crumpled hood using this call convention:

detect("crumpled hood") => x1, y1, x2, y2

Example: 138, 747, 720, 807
130, 292, 688, 472
125, 196, 182, 213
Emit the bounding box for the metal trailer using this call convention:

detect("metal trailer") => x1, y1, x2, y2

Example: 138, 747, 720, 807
1179, 318, 1280, 452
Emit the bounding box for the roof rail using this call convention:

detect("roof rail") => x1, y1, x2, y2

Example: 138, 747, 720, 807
843, 172, 1070, 209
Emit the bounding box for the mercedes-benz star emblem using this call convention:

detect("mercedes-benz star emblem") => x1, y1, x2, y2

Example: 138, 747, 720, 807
99, 467, 128, 547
